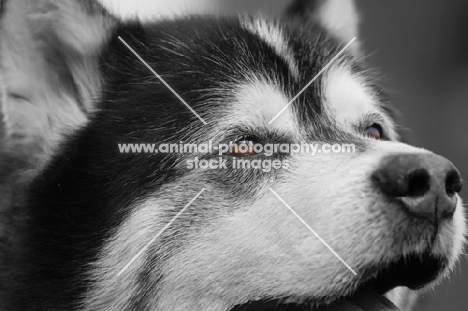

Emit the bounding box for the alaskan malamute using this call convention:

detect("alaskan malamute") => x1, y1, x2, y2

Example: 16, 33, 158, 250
0, 0, 465, 310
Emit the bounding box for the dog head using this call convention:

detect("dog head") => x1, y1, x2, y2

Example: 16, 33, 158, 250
0, 0, 465, 310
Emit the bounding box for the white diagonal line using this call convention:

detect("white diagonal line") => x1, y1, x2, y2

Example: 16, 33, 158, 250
268, 188, 357, 275
118, 36, 207, 125
117, 188, 206, 276
268, 37, 357, 125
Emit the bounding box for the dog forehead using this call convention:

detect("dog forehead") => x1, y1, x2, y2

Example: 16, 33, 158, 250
227, 79, 298, 133
225, 71, 370, 138
240, 16, 300, 80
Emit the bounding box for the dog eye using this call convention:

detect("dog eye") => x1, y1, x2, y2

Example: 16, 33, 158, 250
232, 136, 257, 156
365, 124, 382, 140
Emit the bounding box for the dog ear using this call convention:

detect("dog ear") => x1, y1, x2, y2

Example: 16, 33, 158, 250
97, 0, 218, 21
286, 0, 360, 45
0, 0, 115, 164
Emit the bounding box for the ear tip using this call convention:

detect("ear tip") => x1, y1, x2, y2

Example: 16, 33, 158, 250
286, 0, 361, 43
0, 0, 102, 162
28, 0, 115, 56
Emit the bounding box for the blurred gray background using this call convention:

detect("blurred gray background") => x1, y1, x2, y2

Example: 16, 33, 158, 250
221, 0, 468, 310
356, 2, 468, 308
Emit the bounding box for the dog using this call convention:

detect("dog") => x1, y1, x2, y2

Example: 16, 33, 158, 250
0, 0, 465, 310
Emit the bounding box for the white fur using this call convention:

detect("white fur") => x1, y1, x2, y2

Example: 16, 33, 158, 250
229, 78, 299, 135
157, 142, 464, 310
84, 197, 167, 310
84, 129, 466, 311
323, 66, 398, 140
97, 0, 218, 21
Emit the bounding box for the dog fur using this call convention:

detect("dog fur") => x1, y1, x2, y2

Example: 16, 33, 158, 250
0, 0, 465, 310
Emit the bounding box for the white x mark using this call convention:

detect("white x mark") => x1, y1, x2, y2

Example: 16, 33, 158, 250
269, 188, 357, 275
117, 188, 206, 276
268, 37, 357, 124
118, 37, 207, 125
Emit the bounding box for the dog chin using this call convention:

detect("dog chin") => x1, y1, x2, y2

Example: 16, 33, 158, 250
229, 252, 447, 311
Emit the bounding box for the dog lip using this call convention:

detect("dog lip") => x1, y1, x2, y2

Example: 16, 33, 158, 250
358, 252, 447, 295
229, 253, 446, 311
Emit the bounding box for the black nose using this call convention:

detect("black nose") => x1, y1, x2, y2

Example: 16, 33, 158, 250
372, 153, 462, 222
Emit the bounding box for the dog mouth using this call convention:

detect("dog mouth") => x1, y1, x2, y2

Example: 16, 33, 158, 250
229, 253, 447, 311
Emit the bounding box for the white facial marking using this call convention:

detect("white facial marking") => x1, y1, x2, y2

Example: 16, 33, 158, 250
229, 79, 298, 134
240, 16, 300, 79
83, 139, 466, 310
323, 67, 397, 139
324, 67, 374, 125
84, 198, 167, 310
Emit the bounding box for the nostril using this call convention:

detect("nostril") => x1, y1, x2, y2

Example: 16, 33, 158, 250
373, 154, 461, 222
407, 169, 431, 197
446, 169, 462, 196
